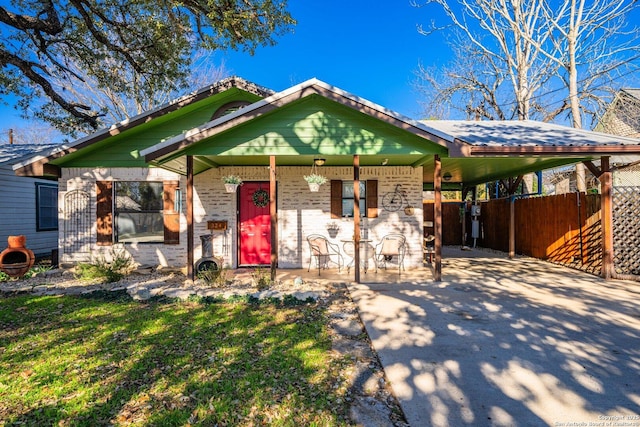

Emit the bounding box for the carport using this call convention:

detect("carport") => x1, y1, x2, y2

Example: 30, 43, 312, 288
419, 119, 640, 280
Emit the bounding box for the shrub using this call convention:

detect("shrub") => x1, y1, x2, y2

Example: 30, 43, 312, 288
75, 247, 134, 283
303, 173, 328, 185
251, 267, 271, 290
197, 265, 230, 288
221, 175, 243, 184
22, 264, 52, 279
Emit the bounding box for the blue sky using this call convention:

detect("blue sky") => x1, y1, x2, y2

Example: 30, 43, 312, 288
0, 0, 447, 138
218, 0, 447, 119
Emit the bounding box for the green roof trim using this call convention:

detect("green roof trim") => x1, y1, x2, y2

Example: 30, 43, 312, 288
50, 87, 265, 168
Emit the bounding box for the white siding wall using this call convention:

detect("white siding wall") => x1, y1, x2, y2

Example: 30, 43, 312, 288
59, 165, 424, 270
0, 164, 58, 257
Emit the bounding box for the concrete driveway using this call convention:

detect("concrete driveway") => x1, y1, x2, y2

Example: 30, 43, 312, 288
348, 247, 640, 427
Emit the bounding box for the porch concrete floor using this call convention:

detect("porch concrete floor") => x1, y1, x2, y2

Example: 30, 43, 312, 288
347, 246, 640, 426
270, 261, 434, 285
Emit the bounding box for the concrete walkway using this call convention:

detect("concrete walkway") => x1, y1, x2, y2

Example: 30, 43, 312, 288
348, 247, 640, 427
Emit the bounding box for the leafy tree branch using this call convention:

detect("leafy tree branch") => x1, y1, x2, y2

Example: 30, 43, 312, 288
0, 0, 294, 133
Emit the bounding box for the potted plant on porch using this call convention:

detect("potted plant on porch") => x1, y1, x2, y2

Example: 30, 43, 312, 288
303, 173, 328, 192
222, 175, 243, 193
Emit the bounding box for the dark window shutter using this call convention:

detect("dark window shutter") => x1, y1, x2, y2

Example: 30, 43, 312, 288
366, 180, 378, 218
96, 181, 113, 246
163, 181, 180, 245
331, 180, 342, 219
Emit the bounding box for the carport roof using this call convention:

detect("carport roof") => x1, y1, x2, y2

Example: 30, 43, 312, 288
419, 120, 640, 186
423, 120, 640, 155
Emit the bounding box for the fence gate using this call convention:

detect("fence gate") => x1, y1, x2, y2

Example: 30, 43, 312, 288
612, 169, 640, 277
63, 190, 92, 259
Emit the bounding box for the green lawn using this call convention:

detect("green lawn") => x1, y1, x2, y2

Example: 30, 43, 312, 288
0, 291, 352, 426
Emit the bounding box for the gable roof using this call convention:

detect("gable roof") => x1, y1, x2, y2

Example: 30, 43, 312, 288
12, 77, 640, 187
139, 78, 455, 172
594, 88, 640, 138
621, 88, 640, 100
13, 77, 273, 178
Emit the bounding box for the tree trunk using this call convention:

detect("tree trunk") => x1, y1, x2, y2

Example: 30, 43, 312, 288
568, 10, 586, 192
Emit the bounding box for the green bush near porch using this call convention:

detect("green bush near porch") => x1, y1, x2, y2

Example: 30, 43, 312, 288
0, 292, 352, 426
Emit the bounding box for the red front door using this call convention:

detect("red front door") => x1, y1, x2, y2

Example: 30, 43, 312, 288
239, 182, 271, 266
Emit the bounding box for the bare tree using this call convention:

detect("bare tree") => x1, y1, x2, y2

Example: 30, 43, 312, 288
529, 0, 639, 191
414, 0, 640, 125
57, 50, 230, 127
416, 33, 555, 121
0, 125, 63, 145
414, 0, 557, 120
415, 0, 640, 192
538, 0, 640, 127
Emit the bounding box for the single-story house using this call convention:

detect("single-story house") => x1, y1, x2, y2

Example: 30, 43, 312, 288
13, 77, 640, 281
0, 143, 59, 259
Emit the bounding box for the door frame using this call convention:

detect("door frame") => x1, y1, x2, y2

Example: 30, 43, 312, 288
236, 181, 277, 267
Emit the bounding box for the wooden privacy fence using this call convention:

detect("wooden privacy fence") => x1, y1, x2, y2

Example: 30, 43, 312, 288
423, 201, 463, 245
424, 194, 603, 274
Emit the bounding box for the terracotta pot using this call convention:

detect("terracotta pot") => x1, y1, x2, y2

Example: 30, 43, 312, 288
1, 262, 30, 277
7, 235, 26, 249
0, 245, 35, 278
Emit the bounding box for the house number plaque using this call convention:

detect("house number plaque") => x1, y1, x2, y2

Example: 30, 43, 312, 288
207, 220, 228, 231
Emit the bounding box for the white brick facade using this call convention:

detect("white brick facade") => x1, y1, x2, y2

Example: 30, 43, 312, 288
59, 167, 187, 267
59, 166, 424, 270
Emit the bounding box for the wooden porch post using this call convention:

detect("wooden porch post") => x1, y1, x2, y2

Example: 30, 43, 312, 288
270, 155, 278, 282
186, 155, 194, 280
600, 156, 614, 279
353, 155, 361, 284
507, 176, 522, 259
509, 195, 515, 259
434, 155, 442, 281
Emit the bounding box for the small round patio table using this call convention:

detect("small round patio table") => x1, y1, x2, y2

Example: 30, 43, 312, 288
341, 239, 375, 273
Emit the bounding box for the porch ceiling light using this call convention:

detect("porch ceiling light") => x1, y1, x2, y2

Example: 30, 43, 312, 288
443, 172, 453, 181
314, 158, 326, 166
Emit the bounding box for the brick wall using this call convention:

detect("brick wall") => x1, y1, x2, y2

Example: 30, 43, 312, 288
59, 167, 187, 267
195, 166, 424, 269
59, 165, 424, 270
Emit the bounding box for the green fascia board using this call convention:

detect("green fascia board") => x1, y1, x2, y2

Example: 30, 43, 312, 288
162, 95, 448, 162
423, 182, 464, 191
51, 88, 264, 168
424, 156, 591, 187
463, 157, 591, 186
154, 153, 430, 176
